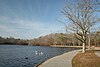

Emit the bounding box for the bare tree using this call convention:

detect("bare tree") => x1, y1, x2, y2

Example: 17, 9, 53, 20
62, 0, 100, 52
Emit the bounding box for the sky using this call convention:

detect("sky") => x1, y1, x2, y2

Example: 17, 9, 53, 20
0, 0, 66, 39
0, 0, 100, 39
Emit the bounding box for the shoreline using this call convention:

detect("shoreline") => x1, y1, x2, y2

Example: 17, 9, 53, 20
51, 45, 100, 50
35, 50, 78, 67
51, 45, 82, 48
37, 49, 81, 67
32, 45, 83, 67
37, 47, 100, 67
36, 49, 80, 67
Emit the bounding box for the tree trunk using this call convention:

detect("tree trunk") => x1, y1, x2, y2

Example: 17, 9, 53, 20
88, 34, 91, 50
82, 35, 85, 53
82, 42, 85, 53
88, 28, 91, 50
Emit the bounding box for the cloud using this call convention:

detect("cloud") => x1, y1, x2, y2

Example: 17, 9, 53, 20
0, 16, 65, 39
0, 16, 8, 20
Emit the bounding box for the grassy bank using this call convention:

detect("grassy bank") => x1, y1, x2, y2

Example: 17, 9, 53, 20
72, 50, 100, 67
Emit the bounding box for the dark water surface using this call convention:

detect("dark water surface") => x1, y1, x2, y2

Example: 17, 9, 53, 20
0, 45, 78, 67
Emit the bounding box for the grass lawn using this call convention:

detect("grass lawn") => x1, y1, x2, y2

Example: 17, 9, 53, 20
72, 50, 100, 67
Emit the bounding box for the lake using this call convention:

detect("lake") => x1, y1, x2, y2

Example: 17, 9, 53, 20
0, 45, 78, 67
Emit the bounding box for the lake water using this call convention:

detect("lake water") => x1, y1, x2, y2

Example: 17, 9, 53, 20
0, 45, 78, 67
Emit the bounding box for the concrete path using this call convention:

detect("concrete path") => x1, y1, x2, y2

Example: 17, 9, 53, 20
94, 47, 100, 57
95, 51, 100, 57
38, 50, 81, 67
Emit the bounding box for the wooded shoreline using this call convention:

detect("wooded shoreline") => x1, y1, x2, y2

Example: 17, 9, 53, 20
0, 32, 100, 46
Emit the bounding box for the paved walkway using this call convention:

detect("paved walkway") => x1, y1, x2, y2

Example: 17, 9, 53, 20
95, 51, 100, 57
38, 50, 81, 67
94, 47, 100, 57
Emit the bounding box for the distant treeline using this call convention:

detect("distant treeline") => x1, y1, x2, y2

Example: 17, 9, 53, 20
0, 31, 100, 46
29, 31, 100, 46
0, 37, 29, 45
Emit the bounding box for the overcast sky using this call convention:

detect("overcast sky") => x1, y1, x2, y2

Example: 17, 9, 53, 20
0, 0, 67, 39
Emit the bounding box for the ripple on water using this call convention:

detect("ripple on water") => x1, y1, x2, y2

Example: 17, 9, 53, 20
0, 45, 78, 67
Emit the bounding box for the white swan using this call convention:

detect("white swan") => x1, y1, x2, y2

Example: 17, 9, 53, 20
35, 51, 44, 55
35, 51, 38, 55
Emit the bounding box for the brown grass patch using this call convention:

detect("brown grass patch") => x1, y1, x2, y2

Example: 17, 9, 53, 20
72, 50, 100, 67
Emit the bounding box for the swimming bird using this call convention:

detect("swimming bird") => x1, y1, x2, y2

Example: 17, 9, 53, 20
35, 51, 38, 55
35, 51, 44, 55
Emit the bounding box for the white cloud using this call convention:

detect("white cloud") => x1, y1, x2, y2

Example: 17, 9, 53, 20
0, 17, 65, 39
